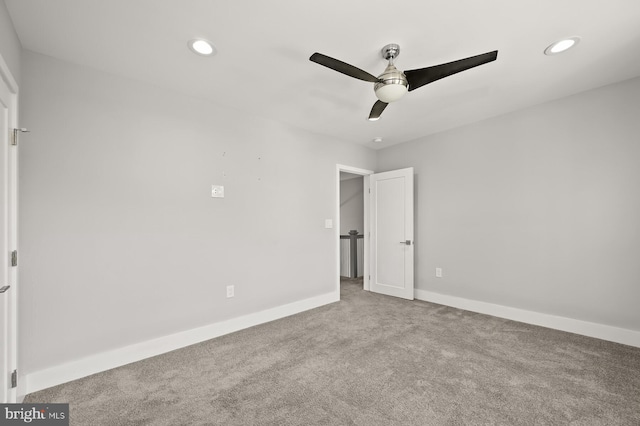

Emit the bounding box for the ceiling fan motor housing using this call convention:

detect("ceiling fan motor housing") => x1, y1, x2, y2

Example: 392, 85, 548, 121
374, 43, 409, 103
374, 63, 408, 103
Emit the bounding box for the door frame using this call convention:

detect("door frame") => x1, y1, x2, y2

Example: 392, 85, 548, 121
336, 164, 373, 297
0, 52, 19, 403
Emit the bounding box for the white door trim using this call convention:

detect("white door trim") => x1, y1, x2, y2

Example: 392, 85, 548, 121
336, 165, 373, 297
0, 52, 20, 403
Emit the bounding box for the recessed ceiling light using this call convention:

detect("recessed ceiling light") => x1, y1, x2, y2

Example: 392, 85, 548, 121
188, 39, 217, 56
544, 37, 581, 55
372, 137, 383, 143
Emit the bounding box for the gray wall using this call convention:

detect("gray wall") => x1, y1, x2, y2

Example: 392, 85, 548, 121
339, 176, 364, 235
19, 51, 376, 373
0, 0, 21, 83
377, 76, 640, 331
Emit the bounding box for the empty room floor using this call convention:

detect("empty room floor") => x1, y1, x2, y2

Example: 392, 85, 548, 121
25, 280, 640, 425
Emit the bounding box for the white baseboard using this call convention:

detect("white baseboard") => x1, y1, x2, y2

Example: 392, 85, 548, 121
415, 289, 640, 348
25, 292, 339, 394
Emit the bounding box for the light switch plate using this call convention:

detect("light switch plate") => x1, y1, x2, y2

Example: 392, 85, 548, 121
211, 185, 224, 198
325, 219, 333, 229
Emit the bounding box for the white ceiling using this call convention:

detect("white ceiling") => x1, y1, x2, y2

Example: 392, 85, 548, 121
6, 0, 640, 150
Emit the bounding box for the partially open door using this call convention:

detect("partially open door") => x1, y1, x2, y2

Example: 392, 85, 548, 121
369, 168, 414, 300
1, 60, 19, 403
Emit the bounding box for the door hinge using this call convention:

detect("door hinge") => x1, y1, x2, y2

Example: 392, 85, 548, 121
11, 128, 29, 146
11, 250, 17, 267
11, 370, 17, 388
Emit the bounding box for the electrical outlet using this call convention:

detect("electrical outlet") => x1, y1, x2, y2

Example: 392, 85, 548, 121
212, 185, 224, 198
226, 285, 234, 298
435, 268, 443, 278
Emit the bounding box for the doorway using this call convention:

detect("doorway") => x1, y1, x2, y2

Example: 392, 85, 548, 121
336, 165, 415, 302
340, 172, 364, 290
336, 165, 373, 298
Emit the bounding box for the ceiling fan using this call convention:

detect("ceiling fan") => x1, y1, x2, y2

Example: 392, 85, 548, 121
310, 44, 498, 121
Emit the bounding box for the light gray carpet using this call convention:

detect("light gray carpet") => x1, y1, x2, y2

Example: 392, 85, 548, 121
26, 278, 640, 425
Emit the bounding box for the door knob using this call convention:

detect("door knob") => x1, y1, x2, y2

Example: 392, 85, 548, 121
0, 285, 10, 293
399, 240, 412, 245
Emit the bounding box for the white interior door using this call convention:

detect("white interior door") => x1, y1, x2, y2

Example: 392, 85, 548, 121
369, 167, 414, 300
0, 66, 18, 403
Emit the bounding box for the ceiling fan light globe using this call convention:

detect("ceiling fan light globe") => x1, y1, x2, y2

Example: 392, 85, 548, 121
375, 84, 408, 103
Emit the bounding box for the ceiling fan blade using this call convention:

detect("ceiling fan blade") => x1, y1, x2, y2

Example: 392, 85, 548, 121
368, 100, 388, 120
404, 50, 498, 92
310, 53, 381, 83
